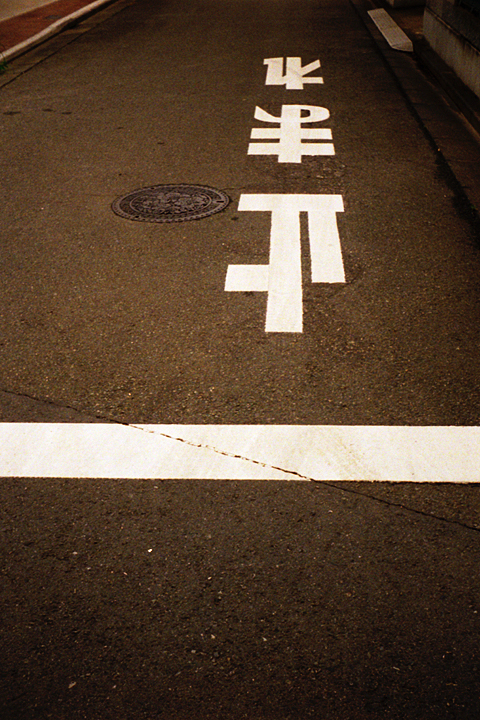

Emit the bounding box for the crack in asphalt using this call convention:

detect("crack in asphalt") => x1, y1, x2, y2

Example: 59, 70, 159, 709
130, 425, 480, 535
0, 386, 112, 423
316, 480, 480, 535
129, 423, 311, 482
0, 386, 479, 534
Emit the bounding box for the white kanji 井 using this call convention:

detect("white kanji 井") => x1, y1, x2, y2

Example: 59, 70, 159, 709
225, 194, 345, 333
248, 105, 335, 163
264, 57, 324, 90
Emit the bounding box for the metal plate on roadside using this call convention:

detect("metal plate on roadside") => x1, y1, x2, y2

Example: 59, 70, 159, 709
112, 183, 230, 222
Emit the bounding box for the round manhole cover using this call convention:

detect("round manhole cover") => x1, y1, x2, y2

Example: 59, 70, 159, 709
112, 184, 230, 223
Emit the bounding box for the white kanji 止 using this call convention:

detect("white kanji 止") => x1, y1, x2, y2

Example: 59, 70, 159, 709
264, 57, 324, 90
248, 105, 335, 163
225, 194, 345, 333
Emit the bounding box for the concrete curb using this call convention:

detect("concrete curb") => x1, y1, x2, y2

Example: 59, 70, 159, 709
3, 0, 115, 61
350, 0, 480, 221
414, 36, 480, 139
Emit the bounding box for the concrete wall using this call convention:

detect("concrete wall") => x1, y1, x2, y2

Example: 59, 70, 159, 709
424, 0, 480, 99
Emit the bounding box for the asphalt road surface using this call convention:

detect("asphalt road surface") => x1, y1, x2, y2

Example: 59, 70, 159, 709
1, 0, 480, 717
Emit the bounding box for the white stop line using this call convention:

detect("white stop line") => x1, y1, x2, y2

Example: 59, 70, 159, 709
1, 423, 479, 481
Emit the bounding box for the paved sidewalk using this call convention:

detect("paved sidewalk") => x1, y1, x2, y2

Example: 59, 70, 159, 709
0, 0, 55, 23
0, 0, 112, 59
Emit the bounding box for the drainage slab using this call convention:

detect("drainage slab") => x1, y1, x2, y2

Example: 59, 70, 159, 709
112, 184, 230, 223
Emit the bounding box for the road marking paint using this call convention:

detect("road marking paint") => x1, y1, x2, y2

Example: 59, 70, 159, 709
367, 9, 413, 53
225, 194, 345, 333
225, 264, 269, 292
0, 423, 294, 480
264, 57, 324, 89
307, 196, 345, 283
248, 106, 334, 163
1, 423, 480, 481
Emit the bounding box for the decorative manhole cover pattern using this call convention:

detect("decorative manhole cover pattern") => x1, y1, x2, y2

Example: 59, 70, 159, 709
112, 184, 230, 223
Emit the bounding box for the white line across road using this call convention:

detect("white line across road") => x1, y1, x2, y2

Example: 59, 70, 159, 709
1, 423, 480, 481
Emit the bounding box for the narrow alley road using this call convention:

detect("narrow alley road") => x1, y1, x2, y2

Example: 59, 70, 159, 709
1, 0, 480, 717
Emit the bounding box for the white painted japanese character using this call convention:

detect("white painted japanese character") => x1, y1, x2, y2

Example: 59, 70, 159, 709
225, 194, 345, 333
248, 105, 335, 163
264, 57, 324, 90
